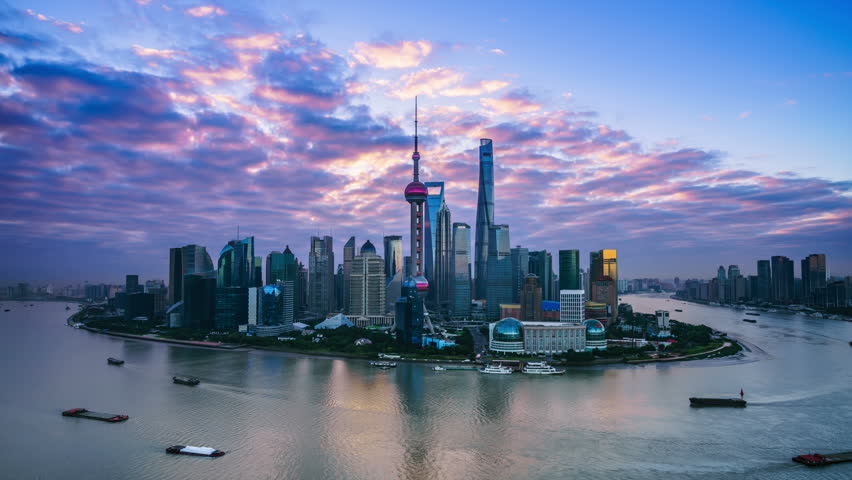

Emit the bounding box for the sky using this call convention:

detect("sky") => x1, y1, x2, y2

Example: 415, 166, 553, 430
1, 0, 851, 285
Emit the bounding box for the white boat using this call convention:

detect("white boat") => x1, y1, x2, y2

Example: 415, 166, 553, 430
432, 366, 446, 371
522, 361, 565, 375
479, 364, 513, 375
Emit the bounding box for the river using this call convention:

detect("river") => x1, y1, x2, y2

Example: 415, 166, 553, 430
0, 296, 850, 479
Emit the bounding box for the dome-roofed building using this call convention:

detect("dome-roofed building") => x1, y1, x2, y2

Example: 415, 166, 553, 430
584, 318, 607, 350
360, 240, 377, 256
488, 317, 524, 353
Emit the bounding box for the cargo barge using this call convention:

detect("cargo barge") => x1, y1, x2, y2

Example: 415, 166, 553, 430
689, 397, 747, 407
166, 445, 225, 457
370, 361, 397, 368
173, 376, 200, 386
107, 357, 124, 365
742, 318, 757, 323
62, 408, 129, 422
793, 452, 852, 467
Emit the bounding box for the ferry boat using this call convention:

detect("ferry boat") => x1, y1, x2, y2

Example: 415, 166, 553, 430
62, 408, 129, 422
370, 361, 397, 368
166, 445, 226, 457
479, 364, 513, 375
521, 362, 565, 375
432, 366, 446, 371
173, 376, 200, 386
689, 397, 746, 407
742, 318, 757, 323
107, 357, 124, 365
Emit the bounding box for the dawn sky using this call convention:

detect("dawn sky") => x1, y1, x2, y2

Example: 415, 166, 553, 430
1, 0, 851, 284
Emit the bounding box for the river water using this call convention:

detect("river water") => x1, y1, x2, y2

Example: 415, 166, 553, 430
0, 296, 850, 479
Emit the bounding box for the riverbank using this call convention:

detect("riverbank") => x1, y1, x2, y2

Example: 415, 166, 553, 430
78, 326, 245, 350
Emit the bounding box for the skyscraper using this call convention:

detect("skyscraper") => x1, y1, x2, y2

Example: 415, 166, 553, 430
126, 275, 141, 294
395, 278, 423, 346
771, 255, 794, 303
519, 274, 542, 322
529, 250, 554, 301
253, 256, 262, 287
309, 235, 335, 316
266, 251, 285, 285
560, 289, 585, 324
451, 222, 471, 318
349, 240, 386, 316
801, 253, 826, 306
424, 181, 445, 289
342, 236, 356, 313
559, 250, 581, 290
169, 244, 214, 305
756, 260, 771, 301
434, 199, 452, 312
215, 237, 255, 331
485, 225, 512, 320
182, 272, 216, 330
383, 235, 403, 281
589, 249, 617, 318
510, 246, 529, 303
474, 138, 495, 300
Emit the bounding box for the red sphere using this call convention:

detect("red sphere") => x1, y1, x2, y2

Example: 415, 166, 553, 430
404, 181, 428, 201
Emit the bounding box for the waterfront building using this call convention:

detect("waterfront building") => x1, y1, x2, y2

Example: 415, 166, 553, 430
771, 255, 794, 303
488, 317, 524, 353
386, 271, 402, 313
500, 304, 521, 319
559, 289, 585, 324
528, 250, 554, 301
424, 181, 445, 291
349, 240, 386, 316
169, 245, 214, 305
396, 278, 424, 346
485, 225, 512, 320
801, 253, 826, 306
126, 275, 142, 294
656, 310, 671, 337
342, 236, 356, 313
261, 283, 295, 330
589, 249, 617, 318
350, 314, 395, 328
434, 198, 452, 312
451, 222, 472, 318
488, 317, 586, 354
266, 251, 284, 285
125, 292, 154, 321
474, 138, 495, 300
756, 260, 771, 301
826, 281, 847, 308
383, 235, 403, 281
558, 250, 581, 290
217, 237, 255, 289
585, 301, 608, 322
542, 300, 560, 320
590, 277, 616, 325
519, 274, 543, 322
584, 319, 607, 350
279, 247, 301, 308
309, 236, 335, 316
510, 246, 529, 303
253, 257, 262, 287
181, 273, 216, 329
214, 287, 248, 331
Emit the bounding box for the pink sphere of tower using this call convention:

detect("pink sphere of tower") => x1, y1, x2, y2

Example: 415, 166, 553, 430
404, 181, 428, 202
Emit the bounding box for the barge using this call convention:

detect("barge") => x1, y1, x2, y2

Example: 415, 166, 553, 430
166, 445, 225, 457
746, 312, 760, 316
173, 376, 200, 386
107, 357, 124, 365
370, 361, 397, 368
62, 408, 129, 422
689, 397, 747, 407
793, 452, 852, 467
742, 318, 757, 323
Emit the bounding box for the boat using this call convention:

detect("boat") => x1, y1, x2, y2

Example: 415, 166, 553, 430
370, 361, 397, 368
746, 312, 760, 316
522, 361, 565, 375
166, 445, 226, 457
62, 408, 129, 422
674, 309, 683, 312
432, 366, 446, 371
479, 364, 513, 375
3, 309, 9, 312
689, 397, 746, 407
793, 452, 852, 467
442, 365, 480, 370
66, 306, 71, 310
107, 357, 124, 365
742, 318, 757, 323
173, 376, 200, 386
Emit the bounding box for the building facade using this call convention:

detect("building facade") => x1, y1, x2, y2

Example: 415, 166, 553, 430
309, 235, 335, 316
558, 250, 581, 290
383, 235, 403, 281
349, 240, 386, 316
519, 274, 542, 322
474, 138, 495, 301
529, 250, 554, 301
434, 199, 452, 312
451, 223, 472, 318
559, 289, 585, 324
510, 246, 529, 303
485, 225, 512, 320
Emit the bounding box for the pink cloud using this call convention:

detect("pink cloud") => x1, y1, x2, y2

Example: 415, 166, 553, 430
481, 89, 542, 114
224, 33, 282, 50
490, 48, 506, 55
389, 67, 464, 99
739, 110, 752, 119
182, 67, 248, 85
185, 5, 227, 17
350, 40, 432, 69
25, 9, 84, 34
133, 45, 185, 59
442, 80, 510, 97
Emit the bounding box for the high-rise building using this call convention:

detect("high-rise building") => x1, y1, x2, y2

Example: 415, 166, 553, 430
559, 250, 581, 290
266, 251, 285, 285
727, 265, 741, 302
716, 265, 727, 303
383, 235, 403, 281
309, 236, 335, 316
589, 249, 617, 318
801, 253, 826, 306
335, 264, 344, 311
519, 274, 542, 322
510, 246, 529, 303
756, 260, 771, 301
126, 275, 141, 294
349, 240, 386, 316
485, 225, 512, 320
214, 286, 247, 331
559, 289, 585, 324
342, 236, 356, 313
771, 255, 794, 303
169, 244, 214, 305
398, 98, 429, 345
451, 222, 472, 319
253, 256, 262, 287
529, 250, 554, 301
217, 237, 255, 289
434, 199, 452, 312
590, 278, 616, 325
281, 246, 301, 311
182, 272, 216, 329
250, 283, 294, 330
474, 138, 495, 300
424, 181, 445, 290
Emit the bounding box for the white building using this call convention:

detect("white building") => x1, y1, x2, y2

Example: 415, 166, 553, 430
489, 317, 586, 354
349, 240, 386, 316
656, 310, 671, 337
559, 289, 585, 324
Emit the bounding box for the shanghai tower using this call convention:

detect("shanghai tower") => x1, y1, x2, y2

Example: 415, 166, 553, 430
474, 138, 494, 300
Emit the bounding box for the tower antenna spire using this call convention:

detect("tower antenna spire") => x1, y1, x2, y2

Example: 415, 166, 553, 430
414, 96, 418, 153
412, 96, 420, 181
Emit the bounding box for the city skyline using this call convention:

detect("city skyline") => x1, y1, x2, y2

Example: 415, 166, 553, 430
2, 1, 852, 284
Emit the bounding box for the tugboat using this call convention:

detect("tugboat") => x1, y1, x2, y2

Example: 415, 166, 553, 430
107, 357, 124, 365
173, 376, 200, 386
370, 361, 397, 368
521, 361, 565, 375
166, 445, 226, 457
479, 364, 513, 375
62, 408, 129, 422
742, 318, 757, 323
